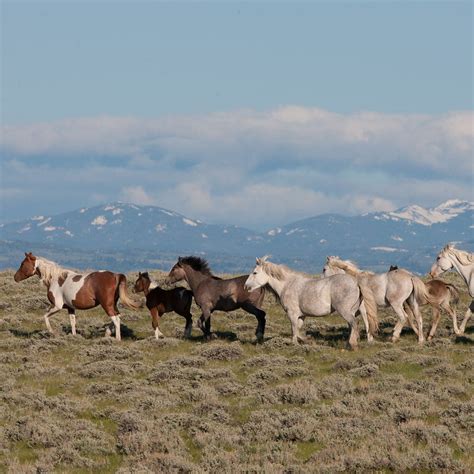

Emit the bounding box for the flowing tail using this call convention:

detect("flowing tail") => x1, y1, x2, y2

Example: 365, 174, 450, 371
357, 277, 378, 335
446, 284, 460, 306
118, 274, 143, 310
412, 277, 439, 306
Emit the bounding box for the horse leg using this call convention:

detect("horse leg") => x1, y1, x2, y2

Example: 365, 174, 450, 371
67, 307, 77, 335
183, 312, 193, 338
43, 306, 62, 334
242, 303, 266, 342
358, 302, 373, 343
288, 311, 304, 344
150, 307, 164, 339
427, 307, 441, 341
441, 301, 460, 335
459, 301, 474, 334
390, 303, 408, 343
341, 311, 359, 350
101, 303, 121, 341
404, 301, 420, 336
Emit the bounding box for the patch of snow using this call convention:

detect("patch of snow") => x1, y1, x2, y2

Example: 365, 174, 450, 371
112, 208, 122, 215
80, 208, 87, 213
373, 216, 381, 220
388, 200, 473, 226
104, 205, 115, 211
31, 216, 44, 221
64, 230, 74, 237
391, 235, 403, 242
111, 219, 122, 225
130, 204, 140, 210
37, 218, 51, 227
91, 215, 108, 226
319, 239, 327, 244
138, 213, 142, 216
155, 224, 167, 232
268, 227, 282, 236
223, 229, 228, 233
44, 226, 56, 232
17, 225, 31, 234
183, 218, 198, 226
371, 246, 408, 253
201, 233, 208, 239
161, 210, 175, 217
286, 228, 302, 236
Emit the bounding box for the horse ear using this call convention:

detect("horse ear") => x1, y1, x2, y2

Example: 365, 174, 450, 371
138, 272, 142, 277
256, 257, 261, 265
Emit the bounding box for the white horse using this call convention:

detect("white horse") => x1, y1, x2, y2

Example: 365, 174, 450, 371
323, 256, 433, 343
244, 256, 378, 349
430, 243, 474, 334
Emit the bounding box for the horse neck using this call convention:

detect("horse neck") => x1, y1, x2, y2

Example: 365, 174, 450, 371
264, 271, 291, 298
449, 253, 474, 295
182, 265, 210, 291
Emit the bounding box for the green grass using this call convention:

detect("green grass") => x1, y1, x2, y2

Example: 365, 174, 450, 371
0, 269, 472, 473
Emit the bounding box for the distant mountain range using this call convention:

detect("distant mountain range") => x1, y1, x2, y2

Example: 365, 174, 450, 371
1, 199, 472, 274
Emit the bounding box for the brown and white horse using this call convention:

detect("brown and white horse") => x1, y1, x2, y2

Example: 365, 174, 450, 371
14, 252, 140, 340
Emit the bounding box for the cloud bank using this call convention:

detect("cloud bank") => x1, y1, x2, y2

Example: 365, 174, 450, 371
1, 106, 473, 228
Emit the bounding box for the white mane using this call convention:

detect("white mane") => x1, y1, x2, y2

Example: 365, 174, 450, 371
257, 256, 307, 280
35, 257, 70, 287
444, 244, 474, 266
326, 256, 374, 276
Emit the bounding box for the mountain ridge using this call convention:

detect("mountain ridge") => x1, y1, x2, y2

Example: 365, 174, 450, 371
1, 199, 472, 274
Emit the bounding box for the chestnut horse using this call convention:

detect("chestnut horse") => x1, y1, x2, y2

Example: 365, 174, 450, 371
14, 252, 140, 340
166, 256, 266, 341
134, 272, 193, 339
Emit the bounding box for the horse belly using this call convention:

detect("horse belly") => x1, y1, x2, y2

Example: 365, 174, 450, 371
63, 275, 97, 309
299, 285, 332, 316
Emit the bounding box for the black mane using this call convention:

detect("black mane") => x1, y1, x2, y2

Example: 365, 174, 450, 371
179, 256, 214, 276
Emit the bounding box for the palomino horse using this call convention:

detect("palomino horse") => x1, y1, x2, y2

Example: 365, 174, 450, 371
323, 256, 435, 344
166, 256, 266, 341
14, 252, 140, 340
244, 256, 378, 349
430, 243, 474, 334
134, 272, 193, 339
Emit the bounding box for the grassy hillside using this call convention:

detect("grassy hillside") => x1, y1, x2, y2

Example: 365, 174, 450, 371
0, 269, 472, 473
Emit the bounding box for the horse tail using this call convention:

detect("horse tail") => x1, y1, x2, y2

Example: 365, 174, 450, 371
357, 277, 378, 335
446, 284, 460, 306
412, 277, 438, 306
118, 274, 142, 310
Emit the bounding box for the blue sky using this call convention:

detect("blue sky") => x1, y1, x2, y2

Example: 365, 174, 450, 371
1, 1, 473, 228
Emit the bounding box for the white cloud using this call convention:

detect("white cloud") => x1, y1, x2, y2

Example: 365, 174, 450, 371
120, 186, 155, 205
1, 106, 472, 228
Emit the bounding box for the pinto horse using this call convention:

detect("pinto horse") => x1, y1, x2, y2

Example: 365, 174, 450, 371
134, 272, 193, 339
166, 256, 266, 342
14, 252, 140, 340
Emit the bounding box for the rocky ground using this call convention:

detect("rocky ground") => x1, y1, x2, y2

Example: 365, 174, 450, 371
0, 269, 472, 473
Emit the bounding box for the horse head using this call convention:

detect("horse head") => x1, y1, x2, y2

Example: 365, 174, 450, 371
14, 252, 37, 282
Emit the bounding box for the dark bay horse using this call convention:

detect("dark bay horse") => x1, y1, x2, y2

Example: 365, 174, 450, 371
14, 252, 141, 340
166, 256, 266, 341
134, 272, 193, 339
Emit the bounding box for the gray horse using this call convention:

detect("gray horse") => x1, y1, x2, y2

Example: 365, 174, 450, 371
244, 256, 378, 349
166, 256, 266, 341
323, 256, 434, 344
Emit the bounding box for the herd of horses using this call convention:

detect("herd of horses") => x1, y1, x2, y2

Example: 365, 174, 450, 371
13, 243, 474, 349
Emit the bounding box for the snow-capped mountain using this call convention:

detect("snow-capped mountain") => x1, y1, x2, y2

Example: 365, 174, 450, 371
373, 200, 474, 226
1, 200, 472, 273
0, 202, 261, 255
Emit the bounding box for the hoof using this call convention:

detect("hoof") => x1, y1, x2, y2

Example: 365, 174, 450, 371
105, 328, 112, 338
